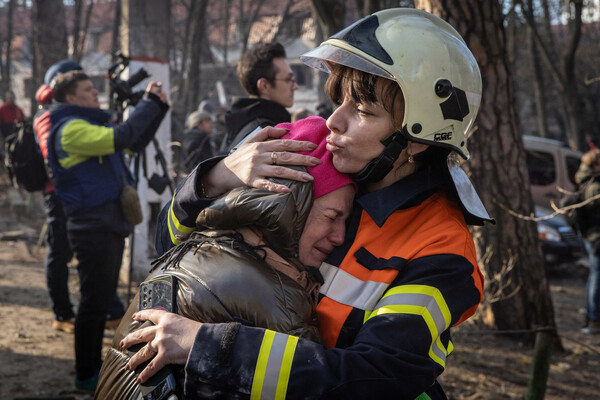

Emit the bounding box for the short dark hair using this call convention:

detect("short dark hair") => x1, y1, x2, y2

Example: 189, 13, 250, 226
53, 70, 90, 102
324, 64, 449, 165
325, 64, 405, 128
237, 42, 287, 97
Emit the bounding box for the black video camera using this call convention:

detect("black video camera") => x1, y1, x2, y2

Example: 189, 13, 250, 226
108, 52, 150, 108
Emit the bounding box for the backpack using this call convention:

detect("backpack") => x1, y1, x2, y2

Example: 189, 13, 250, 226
3, 120, 48, 192
559, 179, 594, 234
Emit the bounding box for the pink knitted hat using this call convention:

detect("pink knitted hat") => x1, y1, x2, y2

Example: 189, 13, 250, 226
276, 116, 357, 198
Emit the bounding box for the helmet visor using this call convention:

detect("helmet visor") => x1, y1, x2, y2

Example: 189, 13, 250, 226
301, 44, 395, 81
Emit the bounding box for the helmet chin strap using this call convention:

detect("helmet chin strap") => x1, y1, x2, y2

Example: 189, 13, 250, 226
352, 129, 408, 183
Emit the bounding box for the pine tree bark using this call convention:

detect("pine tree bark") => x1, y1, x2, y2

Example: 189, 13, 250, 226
415, 0, 557, 339
309, 0, 346, 38
0, 0, 15, 95
32, 0, 68, 87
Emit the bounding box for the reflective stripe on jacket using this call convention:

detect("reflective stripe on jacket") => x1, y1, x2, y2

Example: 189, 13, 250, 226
316, 190, 483, 368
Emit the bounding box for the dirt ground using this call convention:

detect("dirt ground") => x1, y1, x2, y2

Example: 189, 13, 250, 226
1, 177, 599, 400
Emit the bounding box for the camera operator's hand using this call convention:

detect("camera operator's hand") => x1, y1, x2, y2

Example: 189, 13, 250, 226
146, 81, 167, 103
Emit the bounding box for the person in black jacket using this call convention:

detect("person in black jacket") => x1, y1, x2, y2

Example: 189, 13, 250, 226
181, 110, 214, 173
220, 42, 298, 153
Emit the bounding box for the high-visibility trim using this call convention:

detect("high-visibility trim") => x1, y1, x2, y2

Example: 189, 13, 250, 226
167, 197, 195, 246
59, 120, 115, 168
251, 330, 298, 400
319, 262, 389, 311
364, 285, 451, 368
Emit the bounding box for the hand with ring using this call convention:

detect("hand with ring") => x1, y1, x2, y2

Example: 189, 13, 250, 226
202, 126, 323, 196
121, 309, 202, 384
145, 342, 157, 357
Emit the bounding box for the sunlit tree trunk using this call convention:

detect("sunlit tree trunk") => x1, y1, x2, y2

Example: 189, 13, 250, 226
525, 0, 549, 138
0, 0, 15, 95
71, 0, 95, 62
182, 0, 208, 115
32, 0, 68, 88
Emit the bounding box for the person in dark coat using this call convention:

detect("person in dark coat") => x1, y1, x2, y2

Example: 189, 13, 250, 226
181, 110, 214, 173
0, 89, 25, 138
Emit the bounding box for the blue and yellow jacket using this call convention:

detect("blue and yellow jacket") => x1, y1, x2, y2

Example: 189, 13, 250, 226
156, 163, 484, 399
47, 94, 168, 235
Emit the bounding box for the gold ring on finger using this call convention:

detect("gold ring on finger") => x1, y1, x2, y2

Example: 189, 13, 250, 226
146, 343, 157, 355
271, 151, 278, 165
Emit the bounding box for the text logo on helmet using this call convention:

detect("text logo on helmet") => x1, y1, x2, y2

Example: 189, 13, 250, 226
301, 8, 482, 160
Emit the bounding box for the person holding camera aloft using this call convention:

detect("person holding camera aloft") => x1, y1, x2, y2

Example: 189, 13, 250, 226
46, 70, 169, 392
34, 60, 126, 335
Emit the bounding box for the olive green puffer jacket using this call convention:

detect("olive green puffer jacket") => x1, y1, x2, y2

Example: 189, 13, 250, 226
95, 176, 319, 400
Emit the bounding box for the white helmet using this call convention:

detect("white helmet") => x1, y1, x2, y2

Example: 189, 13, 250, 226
301, 8, 482, 160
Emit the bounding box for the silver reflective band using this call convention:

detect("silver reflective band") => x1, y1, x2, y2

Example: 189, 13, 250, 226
374, 292, 449, 334
301, 44, 395, 80
319, 262, 390, 310
261, 333, 289, 400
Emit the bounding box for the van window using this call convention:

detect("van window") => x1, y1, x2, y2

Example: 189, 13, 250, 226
566, 156, 581, 185
525, 150, 555, 185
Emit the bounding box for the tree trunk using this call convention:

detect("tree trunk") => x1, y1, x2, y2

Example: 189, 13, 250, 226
526, 0, 548, 138
560, 0, 589, 150
72, 0, 82, 61
0, 0, 15, 95
222, 0, 231, 65
109, 0, 122, 113
271, 0, 295, 42
309, 0, 346, 39
32, 0, 68, 88
517, 0, 594, 150
415, 0, 557, 341
76, 0, 96, 62
238, 0, 267, 55
183, 0, 208, 115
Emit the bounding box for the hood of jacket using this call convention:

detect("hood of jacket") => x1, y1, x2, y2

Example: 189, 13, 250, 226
225, 97, 290, 137
196, 168, 313, 260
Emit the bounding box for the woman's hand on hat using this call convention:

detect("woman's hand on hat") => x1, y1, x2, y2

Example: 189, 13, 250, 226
120, 309, 201, 383
203, 126, 322, 196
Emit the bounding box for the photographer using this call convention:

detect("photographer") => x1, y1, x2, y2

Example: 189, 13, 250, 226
46, 70, 169, 392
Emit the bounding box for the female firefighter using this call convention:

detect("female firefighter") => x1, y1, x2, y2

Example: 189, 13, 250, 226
122, 8, 494, 399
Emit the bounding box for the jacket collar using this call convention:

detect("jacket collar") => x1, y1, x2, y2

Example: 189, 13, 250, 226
50, 103, 111, 124
357, 165, 448, 227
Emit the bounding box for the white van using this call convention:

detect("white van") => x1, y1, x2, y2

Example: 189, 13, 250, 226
523, 135, 583, 209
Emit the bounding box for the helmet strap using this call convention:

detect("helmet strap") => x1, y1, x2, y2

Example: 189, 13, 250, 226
352, 129, 408, 183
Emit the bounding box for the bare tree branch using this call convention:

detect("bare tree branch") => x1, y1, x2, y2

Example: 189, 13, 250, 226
584, 74, 600, 86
